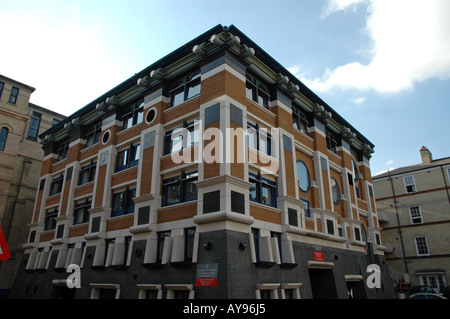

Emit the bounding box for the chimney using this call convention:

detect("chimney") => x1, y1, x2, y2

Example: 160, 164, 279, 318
420, 146, 432, 164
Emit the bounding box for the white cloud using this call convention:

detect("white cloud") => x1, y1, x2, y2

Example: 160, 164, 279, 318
351, 97, 366, 105
374, 167, 395, 176
305, 0, 450, 94
384, 160, 394, 166
321, 0, 368, 18
0, 5, 125, 115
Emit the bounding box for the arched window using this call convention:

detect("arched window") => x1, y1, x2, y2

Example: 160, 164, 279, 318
0, 127, 8, 151
330, 177, 341, 205
296, 160, 311, 193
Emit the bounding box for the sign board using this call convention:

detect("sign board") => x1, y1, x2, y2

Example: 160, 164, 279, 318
195, 263, 218, 287
313, 251, 325, 261
0, 226, 10, 261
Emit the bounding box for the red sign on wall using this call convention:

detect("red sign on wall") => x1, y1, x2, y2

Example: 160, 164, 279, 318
0, 226, 11, 261
313, 251, 325, 261
196, 263, 218, 287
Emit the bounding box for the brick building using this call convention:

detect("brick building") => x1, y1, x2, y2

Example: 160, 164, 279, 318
10, 25, 394, 299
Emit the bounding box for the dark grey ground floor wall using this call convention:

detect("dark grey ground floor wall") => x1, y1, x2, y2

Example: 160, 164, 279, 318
9, 230, 396, 299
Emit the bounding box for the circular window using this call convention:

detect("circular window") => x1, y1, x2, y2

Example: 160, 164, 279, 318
102, 130, 111, 145
145, 107, 157, 125
296, 160, 311, 193
330, 177, 341, 205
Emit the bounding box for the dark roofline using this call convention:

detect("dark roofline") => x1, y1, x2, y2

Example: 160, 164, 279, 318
40, 24, 374, 148
373, 156, 450, 179
29, 103, 66, 119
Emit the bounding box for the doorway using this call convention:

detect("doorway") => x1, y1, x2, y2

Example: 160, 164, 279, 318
308, 268, 338, 299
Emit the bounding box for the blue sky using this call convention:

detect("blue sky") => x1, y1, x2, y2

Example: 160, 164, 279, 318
1, 0, 449, 176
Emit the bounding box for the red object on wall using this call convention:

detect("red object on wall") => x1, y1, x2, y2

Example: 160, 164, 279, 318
0, 226, 11, 261
313, 251, 325, 261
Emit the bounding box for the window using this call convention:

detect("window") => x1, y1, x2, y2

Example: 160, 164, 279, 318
49, 175, 64, 195
330, 177, 341, 205
79, 161, 97, 185
249, 172, 277, 207
9, 86, 19, 104
351, 159, 360, 199
170, 71, 201, 107
184, 228, 195, 262
111, 188, 136, 217
27, 112, 41, 140
252, 229, 260, 262
116, 143, 140, 172
302, 199, 311, 218
157, 231, 171, 263
52, 118, 61, 126
296, 160, 311, 193
415, 236, 429, 256
409, 206, 423, 224
326, 220, 335, 235
164, 121, 199, 155
0, 127, 8, 151
246, 74, 270, 109
74, 199, 91, 225
354, 227, 361, 241
56, 140, 69, 162
162, 171, 198, 206
0, 81, 4, 98
122, 101, 144, 130
44, 208, 58, 231
85, 122, 101, 148
404, 176, 416, 193
292, 106, 309, 135
326, 129, 340, 153
247, 122, 272, 156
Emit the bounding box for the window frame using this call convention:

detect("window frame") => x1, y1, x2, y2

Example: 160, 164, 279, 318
409, 206, 423, 224
44, 208, 58, 231
85, 122, 102, 148
73, 199, 92, 225
122, 101, 144, 130
111, 187, 136, 217
56, 140, 69, 162
27, 112, 42, 140
161, 171, 198, 207
246, 74, 270, 109
0, 127, 8, 151
164, 120, 199, 155
49, 174, 64, 196
78, 161, 97, 185
0, 81, 4, 98
292, 106, 309, 135
116, 143, 140, 172
9, 86, 19, 104
169, 71, 201, 108
404, 175, 416, 193
414, 236, 430, 256
249, 172, 277, 208
247, 122, 272, 156
326, 129, 340, 153
296, 160, 311, 193
330, 177, 341, 205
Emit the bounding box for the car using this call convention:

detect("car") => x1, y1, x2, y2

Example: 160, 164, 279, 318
409, 293, 447, 299
409, 285, 438, 294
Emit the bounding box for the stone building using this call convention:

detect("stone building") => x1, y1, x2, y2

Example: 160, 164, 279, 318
373, 146, 450, 294
0, 74, 65, 298
10, 25, 394, 299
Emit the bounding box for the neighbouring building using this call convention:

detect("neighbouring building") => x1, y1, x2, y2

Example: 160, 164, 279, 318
373, 146, 450, 295
0, 74, 65, 298
9, 25, 395, 299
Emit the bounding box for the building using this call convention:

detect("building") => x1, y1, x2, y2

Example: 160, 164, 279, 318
0, 74, 66, 298
9, 25, 394, 299
372, 146, 450, 295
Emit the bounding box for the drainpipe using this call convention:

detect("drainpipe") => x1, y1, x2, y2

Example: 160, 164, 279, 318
440, 165, 450, 205
387, 170, 409, 276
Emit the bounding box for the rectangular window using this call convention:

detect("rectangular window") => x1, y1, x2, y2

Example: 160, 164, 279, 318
249, 172, 277, 208
162, 171, 198, 206
49, 175, 64, 195
252, 229, 260, 262
302, 199, 311, 218
122, 101, 144, 130
111, 188, 136, 217
326, 129, 340, 153
85, 122, 101, 148
164, 121, 199, 155
9, 86, 19, 104
354, 227, 361, 241
404, 175, 416, 193
288, 208, 298, 227
157, 231, 171, 263
247, 122, 272, 156
27, 112, 42, 140
56, 140, 69, 162
415, 236, 429, 256
0, 81, 4, 98
184, 228, 195, 262
116, 143, 140, 172
409, 206, 423, 224
292, 106, 309, 135
79, 161, 97, 185
74, 199, 91, 225
326, 219, 335, 235
44, 209, 58, 231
